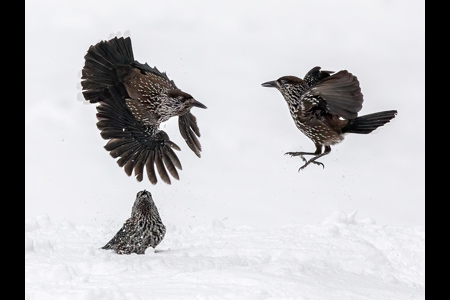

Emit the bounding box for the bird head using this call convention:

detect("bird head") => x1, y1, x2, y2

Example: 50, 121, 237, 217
136, 190, 152, 199
132, 190, 155, 215
262, 76, 309, 100
262, 76, 308, 90
167, 89, 207, 114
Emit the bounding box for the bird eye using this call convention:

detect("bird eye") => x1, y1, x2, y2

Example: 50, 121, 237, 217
181, 96, 193, 103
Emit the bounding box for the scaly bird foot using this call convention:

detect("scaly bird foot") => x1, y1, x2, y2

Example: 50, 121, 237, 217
284, 151, 325, 171
298, 160, 325, 172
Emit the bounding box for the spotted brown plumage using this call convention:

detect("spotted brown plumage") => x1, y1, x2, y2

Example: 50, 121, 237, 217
102, 190, 165, 254
81, 36, 206, 184
262, 66, 397, 170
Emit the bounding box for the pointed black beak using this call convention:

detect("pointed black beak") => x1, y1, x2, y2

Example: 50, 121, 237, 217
261, 80, 278, 88
191, 99, 207, 109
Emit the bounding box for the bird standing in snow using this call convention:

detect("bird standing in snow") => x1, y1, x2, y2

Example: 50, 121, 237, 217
81, 36, 207, 184
102, 190, 166, 254
262, 66, 397, 170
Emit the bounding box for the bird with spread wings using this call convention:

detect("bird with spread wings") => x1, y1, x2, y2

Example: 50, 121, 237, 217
81, 36, 206, 184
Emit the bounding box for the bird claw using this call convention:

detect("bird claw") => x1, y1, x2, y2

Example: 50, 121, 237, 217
298, 160, 325, 171
284, 152, 301, 157
284, 151, 325, 171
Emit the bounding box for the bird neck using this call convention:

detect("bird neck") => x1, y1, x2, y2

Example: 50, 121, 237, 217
282, 89, 304, 108
279, 83, 308, 106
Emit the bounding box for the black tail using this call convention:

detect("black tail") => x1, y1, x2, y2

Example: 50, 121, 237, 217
81, 37, 134, 103
342, 110, 397, 134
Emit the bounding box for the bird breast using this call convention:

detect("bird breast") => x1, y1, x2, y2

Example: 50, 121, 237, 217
291, 108, 346, 146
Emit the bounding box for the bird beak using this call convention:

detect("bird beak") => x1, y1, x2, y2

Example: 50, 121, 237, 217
261, 80, 278, 88
191, 99, 207, 109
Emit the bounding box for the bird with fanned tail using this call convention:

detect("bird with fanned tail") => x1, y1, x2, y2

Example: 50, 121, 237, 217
262, 66, 397, 170
81, 36, 206, 184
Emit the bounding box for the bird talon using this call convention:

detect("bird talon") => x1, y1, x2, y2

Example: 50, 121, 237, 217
284, 152, 307, 163
315, 161, 325, 169
297, 160, 324, 171
285, 152, 298, 157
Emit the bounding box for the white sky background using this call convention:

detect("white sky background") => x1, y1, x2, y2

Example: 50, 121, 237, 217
25, 0, 424, 228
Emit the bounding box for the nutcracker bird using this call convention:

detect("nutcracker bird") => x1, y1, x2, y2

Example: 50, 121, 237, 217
102, 190, 166, 254
262, 66, 397, 170
81, 36, 206, 184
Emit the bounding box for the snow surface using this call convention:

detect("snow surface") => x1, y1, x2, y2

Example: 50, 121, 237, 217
25, 212, 424, 300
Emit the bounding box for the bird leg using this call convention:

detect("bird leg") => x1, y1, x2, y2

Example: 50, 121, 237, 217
285, 143, 321, 161
298, 146, 331, 171
285, 145, 331, 171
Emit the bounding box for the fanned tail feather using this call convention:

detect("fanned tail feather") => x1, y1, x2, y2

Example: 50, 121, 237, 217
81, 37, 134, 103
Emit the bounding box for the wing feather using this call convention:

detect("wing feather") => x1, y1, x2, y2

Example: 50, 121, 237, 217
94, 87, 182, 184
303, 70, 364, 119
179, 112, 202, 157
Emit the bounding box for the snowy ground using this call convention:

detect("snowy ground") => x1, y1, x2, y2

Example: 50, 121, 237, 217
25, 212, 424, 300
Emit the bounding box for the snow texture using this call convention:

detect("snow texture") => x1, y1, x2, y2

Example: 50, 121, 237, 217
25, 212, 424, 300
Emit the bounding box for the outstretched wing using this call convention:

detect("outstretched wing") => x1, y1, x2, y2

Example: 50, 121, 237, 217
96, 87, 182, 184
303, 70, 364, 120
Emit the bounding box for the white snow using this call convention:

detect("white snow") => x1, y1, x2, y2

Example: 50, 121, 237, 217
25, 212, 424, 300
